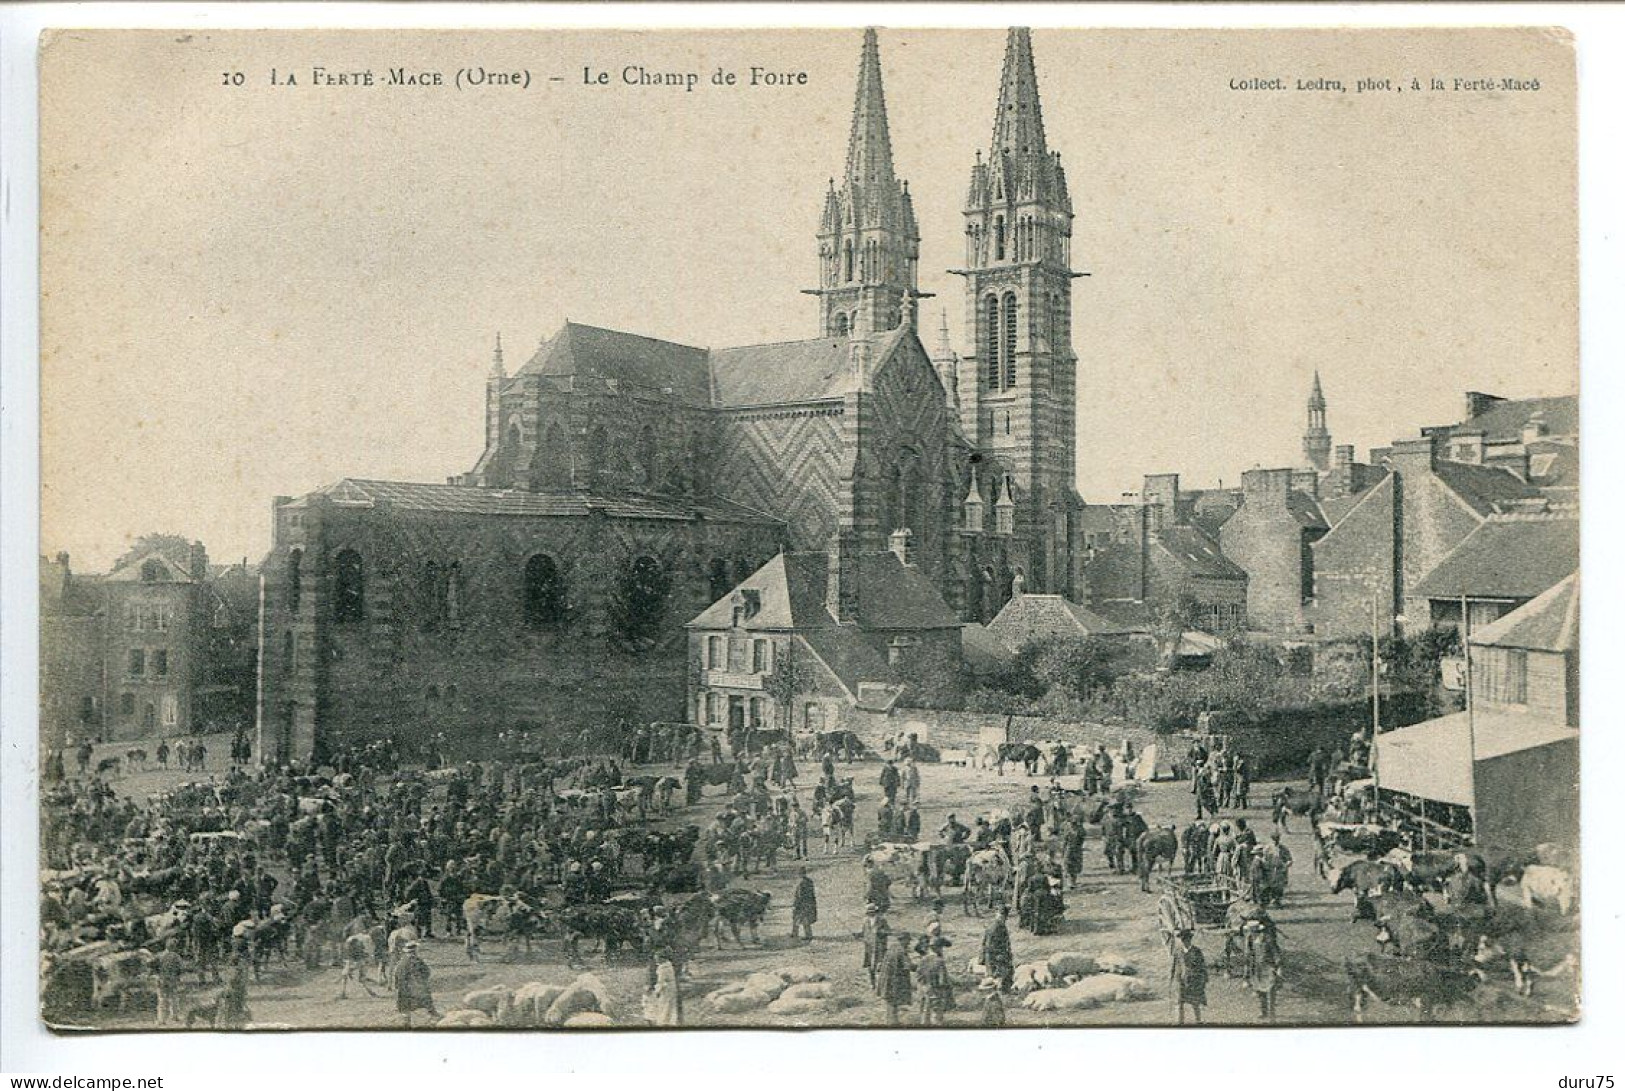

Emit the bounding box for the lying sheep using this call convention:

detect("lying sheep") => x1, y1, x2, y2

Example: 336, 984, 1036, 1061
462, 985, 516, 1024
765, 993, 859, 1019
1022, 974, 1150, 1013
710, 987, 776, 1013
741, 971, 789, 1000
511, 982, 567, 1027
436, 1009, 493, 1027
778, 965, 829, 985
1046, 952, 1099, 979
1012, 960, 1053, 991
543, 973, 616, 1026
562, 1011, 615, 1028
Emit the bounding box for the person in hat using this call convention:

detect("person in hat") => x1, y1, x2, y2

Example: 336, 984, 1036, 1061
1242, 917, 1283, 1021
862, 904, 891, 990
978, 977, 1007, 1026
790, 867, 818, 942
1170, 928, 1208, 1025
876, 929, 914, 1025
916, 936, 954, 1026
395, 939, 437, 1027
980, 904, 1015, 993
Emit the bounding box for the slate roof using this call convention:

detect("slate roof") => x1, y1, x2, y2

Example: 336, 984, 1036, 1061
307, 478, 782, 525
516, 322, 712, 406
986, 593, 1144, 650
1433, 460, 1542, 516
40, 560, 103, 616
1156, 526, 1247, 581
1456, 394, 1578, 444
686, 549, 960, 632
1413, 514, 1578, 601
1471, 572, 1578, 653
709, 327, 909, 408
1287, 490, 1329, 530
105, 551, 195, 584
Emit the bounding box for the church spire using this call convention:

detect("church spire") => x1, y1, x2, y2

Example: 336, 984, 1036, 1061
490, 331, 505, 379
1304, 370, 1331, 471
990, 27, 1048, 160
808, 28, 923, 338
844, 28, 897, 192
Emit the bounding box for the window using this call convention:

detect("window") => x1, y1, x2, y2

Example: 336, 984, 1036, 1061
834, 312, 849, 337
705, 691, 721, 724
752, 639, 772, 674
523, 554, 566, 628
155, 604, 171, 632
707, 634, 725, 669
141, 559, 165, 583
805, 703, 825, 732
748, 697, 766, 728
153, 649, 169, 677
1505, 649, 1529, 705
613, 555, 672, 644
334, 549, 365, 622
843, 240, 854, 282
120, 692, 135, 717
127, 648, 145, 677
288, 549, 303, 613
994, 216, 1006, 261
1002, 294, 1018, 389
728, 636, 748, 673
637, 425, 657, 486
985, 295, 1001, 390
162, 694, 178, 728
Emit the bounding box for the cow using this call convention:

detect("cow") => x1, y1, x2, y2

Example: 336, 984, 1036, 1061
124, 747, 148, 772
685, 762, 745, 804
462, 892, 545, 961
1271, 787, 1323, 833
1518, 865, 1576, 916
1331, 860, 1404, 921
1136, 827, 1180, 892
560, 905, 645, 963
994, 743, 1042, 777
96, 756, 122, 778
338, 931, 378, 998
1322, 823, 1404, 859
919, 843, 972, 897
712, 889, 772, 947
864, 843, 927, 900
1392, 849, 1463, 892
1345, 953, 1477, 1021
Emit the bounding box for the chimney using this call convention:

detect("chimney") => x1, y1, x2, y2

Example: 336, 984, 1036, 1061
1142, 473, 1181, 534
1464, 391, 1505, 421
54, 550, 70, 573
826, 531, 860, 624
1241, 467, 1294, 503
189, 541, 209, 581
1522, 412, 1548, 445
1387, 437, 1438, 478
1335, 445, 1354, 468
888, 527, 915, 567
1451, 430, 1486, 465
1290, 469, 1320, 499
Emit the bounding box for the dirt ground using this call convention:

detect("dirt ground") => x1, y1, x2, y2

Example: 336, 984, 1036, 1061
58, 735, 1579, 1029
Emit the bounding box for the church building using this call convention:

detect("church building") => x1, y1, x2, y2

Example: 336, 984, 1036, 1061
256, 28, 1089, 762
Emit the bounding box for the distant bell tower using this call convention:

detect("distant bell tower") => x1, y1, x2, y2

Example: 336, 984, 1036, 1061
1303, 370, 1331, 471
953, 27, 1079, 590
806, 28, 924, 338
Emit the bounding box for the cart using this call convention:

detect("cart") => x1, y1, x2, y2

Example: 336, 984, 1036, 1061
1158, 873, 1243, 930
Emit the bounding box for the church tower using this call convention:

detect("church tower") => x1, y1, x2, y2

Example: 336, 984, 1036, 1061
1303, 370, 1331, 471
954, 28, 1079, 592
807, 28, 922, 338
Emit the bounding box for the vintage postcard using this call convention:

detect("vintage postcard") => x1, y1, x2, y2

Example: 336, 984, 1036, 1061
37, 26, 1578, 1031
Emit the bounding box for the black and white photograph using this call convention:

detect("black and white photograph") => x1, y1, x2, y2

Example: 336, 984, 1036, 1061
16, 16, 1595, 1046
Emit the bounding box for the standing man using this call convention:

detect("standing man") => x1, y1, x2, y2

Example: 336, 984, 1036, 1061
902, 758, 921, 806
395, 939, 438, 1027
1243, 918, 1283, 1021
877, 930, 915, 1026
879, 760, 900, 807
916, 937, 954, 1026
790, 868, 818, 942
153, 937, 184, 1026
980, 904, 1014, 992
862, 905, 890, 990
1170, 928, 1208, 1025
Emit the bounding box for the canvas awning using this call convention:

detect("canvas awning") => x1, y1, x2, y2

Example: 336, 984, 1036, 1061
1374, 708, 1578, 807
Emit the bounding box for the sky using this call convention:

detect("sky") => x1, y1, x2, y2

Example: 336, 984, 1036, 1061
40, 27, 1577, 571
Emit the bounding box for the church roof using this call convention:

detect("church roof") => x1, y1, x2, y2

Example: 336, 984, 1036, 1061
709, 327, 909, 408
1413, 512, 1578, 602
305, 478, 782, 525
516, 322, 712, 406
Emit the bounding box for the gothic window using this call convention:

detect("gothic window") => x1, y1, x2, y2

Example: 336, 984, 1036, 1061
843, 240, 854, 282
288, 549, 303, 613
984, 295, 1001, 390
535, 421, 570, 488
613, 554, 671, 644
1002, 294, 1018, 389
141, 559, 165, 583
637, 424, 657, 486
708, 557, 731, 603
834, 312, 850, 337
334, 549, 365, 622
994, 216, 1006, 262
523, 554, 566, 628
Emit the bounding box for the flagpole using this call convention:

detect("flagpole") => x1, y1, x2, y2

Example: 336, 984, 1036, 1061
1462, 593, 1478, 842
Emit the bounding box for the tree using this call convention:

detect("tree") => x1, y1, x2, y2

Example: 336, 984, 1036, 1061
113, 533, 195, 573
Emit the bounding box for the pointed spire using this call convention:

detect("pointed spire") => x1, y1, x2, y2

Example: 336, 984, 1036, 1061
936, 309, 953, 359
1308, 369, 1326, 410
990, 28, 1047, 160
490, 331, 505, 378
844, 28, 898, 193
